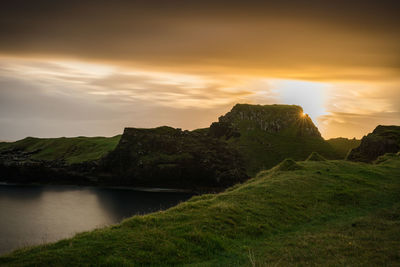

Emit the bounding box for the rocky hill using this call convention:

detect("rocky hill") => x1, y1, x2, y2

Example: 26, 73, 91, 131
347, 125, 400, 162
210, 104, 321, 138
209, 104, 338, 174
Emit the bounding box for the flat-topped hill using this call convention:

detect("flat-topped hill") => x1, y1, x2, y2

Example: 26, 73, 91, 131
209, 104, 338, 175
99, 126, 248, 189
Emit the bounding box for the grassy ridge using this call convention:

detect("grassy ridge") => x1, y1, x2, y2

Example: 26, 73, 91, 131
0, 136, 121, 164
1, 155, 399, 266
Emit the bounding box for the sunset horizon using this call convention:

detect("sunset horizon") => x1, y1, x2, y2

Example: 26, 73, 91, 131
1, 0, 399, 141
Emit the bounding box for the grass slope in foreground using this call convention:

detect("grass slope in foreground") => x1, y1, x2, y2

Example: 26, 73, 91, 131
0, 135, 121, 164
1, 155, 400, 266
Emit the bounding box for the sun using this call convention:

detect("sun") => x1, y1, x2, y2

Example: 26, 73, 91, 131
270, 79, 328, 124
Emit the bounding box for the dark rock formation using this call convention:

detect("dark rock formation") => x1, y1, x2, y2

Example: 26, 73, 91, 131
347, 125, 400, 162
99, 126, 248, 190
210, 104, 321, 138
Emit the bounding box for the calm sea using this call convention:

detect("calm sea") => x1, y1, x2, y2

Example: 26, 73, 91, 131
0, 184, 193, 255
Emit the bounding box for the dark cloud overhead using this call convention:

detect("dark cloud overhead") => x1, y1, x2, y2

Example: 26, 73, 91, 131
1, 0, 399, 79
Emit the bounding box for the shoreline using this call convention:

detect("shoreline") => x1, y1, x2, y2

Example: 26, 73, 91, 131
0, 182, 194, 194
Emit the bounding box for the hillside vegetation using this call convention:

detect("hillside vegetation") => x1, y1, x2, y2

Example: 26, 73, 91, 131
1, 154, 399, 266
0, 136, 121, 164
210, 104, 339, 175
327, 137, 361, 159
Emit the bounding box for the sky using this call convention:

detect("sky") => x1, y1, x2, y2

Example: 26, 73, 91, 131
0, 0, 399, 140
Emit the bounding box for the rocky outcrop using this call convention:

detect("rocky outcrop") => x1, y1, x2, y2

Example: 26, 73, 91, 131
210, 104, 321, 138
209, 104, 336, 175
99, 126, 248, 190
347, 125, 400, 162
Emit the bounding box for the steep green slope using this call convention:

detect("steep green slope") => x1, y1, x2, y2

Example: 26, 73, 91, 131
327, 137, 361, 159
0, 136, 121, 164
210, 104, 338, 175
2, 155, 399, 266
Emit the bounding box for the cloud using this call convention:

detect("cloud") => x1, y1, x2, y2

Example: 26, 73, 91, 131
319, 111, 400, 139
316, 81, 400, 138
0, 58, 270, 140
0, 1, 399, 80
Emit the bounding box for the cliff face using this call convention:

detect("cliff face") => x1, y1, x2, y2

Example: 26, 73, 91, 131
210, 104, 321, 138
209, 104, 336, 175
347, 125, 400, 162
100, 126, 248, 190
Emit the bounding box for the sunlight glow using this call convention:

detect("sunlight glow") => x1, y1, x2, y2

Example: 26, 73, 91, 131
270, 79, 329, 124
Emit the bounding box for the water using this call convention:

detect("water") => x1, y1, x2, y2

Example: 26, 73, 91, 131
0, 184, 193, 255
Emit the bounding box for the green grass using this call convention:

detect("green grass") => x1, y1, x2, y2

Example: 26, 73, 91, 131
0, 135, 121, 164
212, 104, 341, 175
227, 125, 338, 175
327, 137, 361, 159
1, 154, 400, 266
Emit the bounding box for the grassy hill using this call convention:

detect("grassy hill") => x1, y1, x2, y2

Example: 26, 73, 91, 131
0, 135, 121, 164
1, 154, 399, 266
327, 137, 361, 159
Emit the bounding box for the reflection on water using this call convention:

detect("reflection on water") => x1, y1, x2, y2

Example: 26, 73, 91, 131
0, 184, 193, 255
